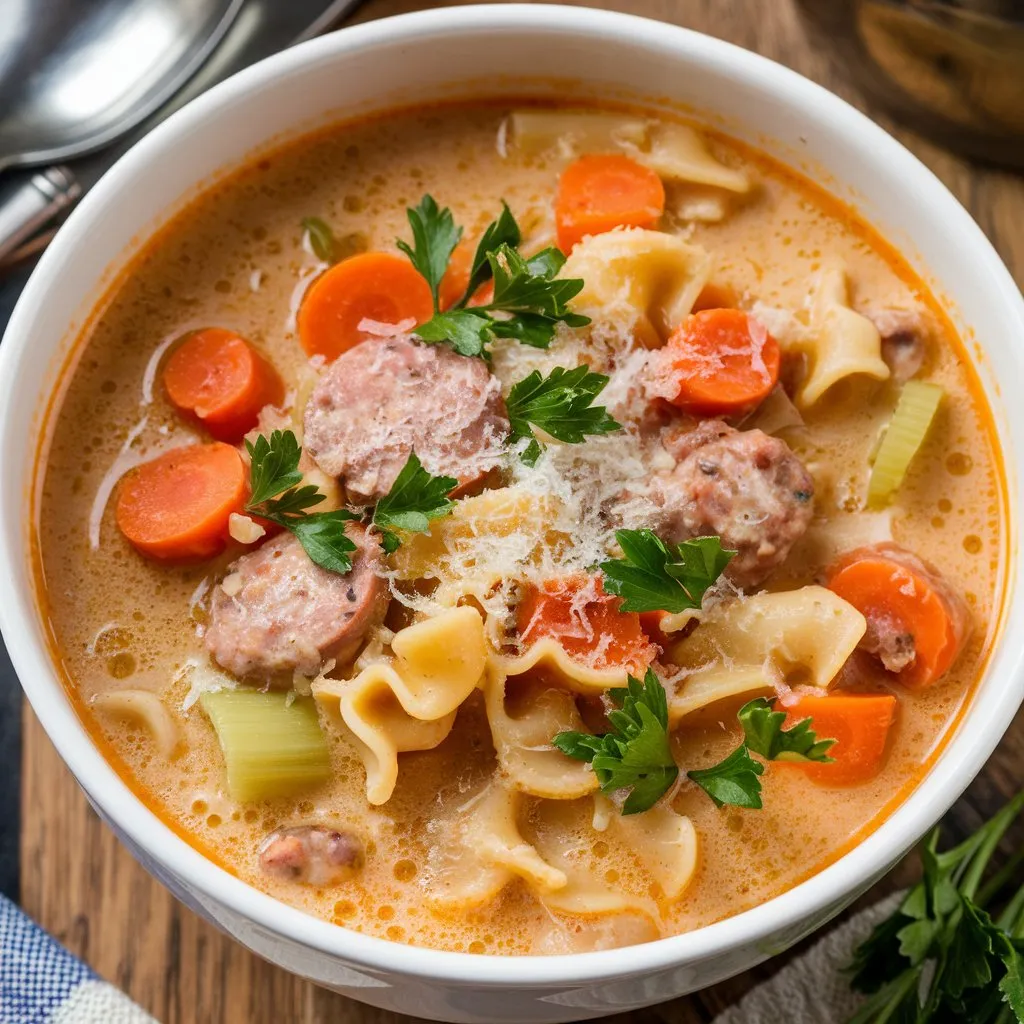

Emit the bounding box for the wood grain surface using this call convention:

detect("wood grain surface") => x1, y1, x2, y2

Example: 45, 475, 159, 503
20, 1, 1024, 1021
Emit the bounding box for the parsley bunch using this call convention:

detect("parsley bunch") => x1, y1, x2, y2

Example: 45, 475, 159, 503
244, 431, 458, 574
846, 790, 1024, 1023
398, 195, 591, 357
600, 529, 736, 614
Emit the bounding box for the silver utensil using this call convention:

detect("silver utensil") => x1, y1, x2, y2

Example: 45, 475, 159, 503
795, 0, 1024, 169
0, 0, 245, 261
0, 0, 363, 267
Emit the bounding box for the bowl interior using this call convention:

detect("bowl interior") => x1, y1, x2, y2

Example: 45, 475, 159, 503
1, 4, 1022, 987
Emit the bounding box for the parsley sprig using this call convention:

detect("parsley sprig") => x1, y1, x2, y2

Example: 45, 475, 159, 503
846, 789, 1024, 1024
244, 430, 358, 574
244, 432, 459, 572
506, 365, 622, 465
371, 453, 457, 554
554, 668, 678, 815
397, 195, 591, 357
600, 529, 736, 614
687, 697, 835, 809
551, 681, 834, 816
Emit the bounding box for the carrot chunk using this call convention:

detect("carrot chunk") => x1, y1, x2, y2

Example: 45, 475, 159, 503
115, 443, 247, 561
656, 309, 780, 417
779, 694, 897, 786
827, 544, 970, 688
297, 252, 434, 361
163, 328, 284, 442
517, 574, 657, 674
554, 154, 665, 252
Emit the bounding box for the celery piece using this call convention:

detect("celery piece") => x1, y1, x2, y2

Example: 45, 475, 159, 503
867, 381, 943, 509
200, 690, 331, 802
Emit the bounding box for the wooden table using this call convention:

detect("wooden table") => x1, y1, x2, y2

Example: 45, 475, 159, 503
20, 1, 1024, 1021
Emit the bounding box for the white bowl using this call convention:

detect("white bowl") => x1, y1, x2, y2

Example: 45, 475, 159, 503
1, 6, 1022, 1021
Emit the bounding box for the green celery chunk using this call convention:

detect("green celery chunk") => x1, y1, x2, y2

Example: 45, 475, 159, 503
201, 690, 331, 802
867, 381, 943, 509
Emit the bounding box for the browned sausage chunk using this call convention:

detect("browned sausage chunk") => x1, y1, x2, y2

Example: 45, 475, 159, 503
205, 527, 387, 680
645, 420, 814, 589
303, 336, 509, 502
260, 826, 364, 886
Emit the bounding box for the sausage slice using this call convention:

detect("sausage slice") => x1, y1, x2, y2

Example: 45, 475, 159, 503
645, 420, 814, 589
303, 336, 509, 502
205, 527, 387, 680
260, 826, 364, 886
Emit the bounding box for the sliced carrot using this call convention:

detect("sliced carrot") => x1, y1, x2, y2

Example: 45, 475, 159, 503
827, 544, 970, 688
163, 328, 284, 442
657, 309, 780, 417
438, 239, 494, 311
554, 154, 665, 252
517, 574, 657, 674
779, 694, 897, 786
297, 252, 434, 362
116, 443, 247, 561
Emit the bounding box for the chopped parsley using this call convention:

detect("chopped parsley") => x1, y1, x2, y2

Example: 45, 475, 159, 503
553, 668, 678, 815
553, 681, 835, 817
371, 453, 458, 554
600, 530, 735, 614
505, 365, 622, 465
244, 430, 358, 574
397, 195, 590, 357
686, 698, 835, 809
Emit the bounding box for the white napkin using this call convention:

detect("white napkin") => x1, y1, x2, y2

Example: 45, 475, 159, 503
712, 893, 904, 1024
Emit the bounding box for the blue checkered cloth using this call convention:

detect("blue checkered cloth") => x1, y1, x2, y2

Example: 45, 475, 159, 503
0, 893, 156, 1023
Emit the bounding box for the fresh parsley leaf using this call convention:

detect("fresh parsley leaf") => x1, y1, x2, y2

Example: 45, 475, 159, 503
505, 365, 621, 463
245, 430, 303, 506
488, 243, 585, 316
398, 195, 591, 358
301, 216, 339, 264
288, 511, 359, 573
552, 668, 678, 815
414, 309, 492, 358
261, 484, 325, 518
687, 744, 765, 809
371, 453, 457, 553
600, 530, 735, 614
738, 697, 836, 763
458, 200, 521, 305
244, 429, 359, 574
685, 699, 834, 811
397, 195, 462, 310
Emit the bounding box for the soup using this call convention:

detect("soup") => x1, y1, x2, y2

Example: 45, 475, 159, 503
36, 102, 1004, 955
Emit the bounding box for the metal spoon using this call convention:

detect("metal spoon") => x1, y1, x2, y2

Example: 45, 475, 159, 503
0, 0, 244, 260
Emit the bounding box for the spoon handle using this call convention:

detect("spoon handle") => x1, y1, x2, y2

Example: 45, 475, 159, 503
0, 168, 80, 264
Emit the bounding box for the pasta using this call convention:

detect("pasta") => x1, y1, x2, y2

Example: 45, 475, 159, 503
784, 261, 891, 407
313, 606, 488, 804
484, 669, 599, 798
425, 783, 568, 908
92, 690, 180, 758
562, 228, 712, 343
509, 110, 751, 193
665, 587, 867, 719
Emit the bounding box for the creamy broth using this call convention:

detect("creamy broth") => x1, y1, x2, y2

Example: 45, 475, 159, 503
37, 102, 1004, 954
